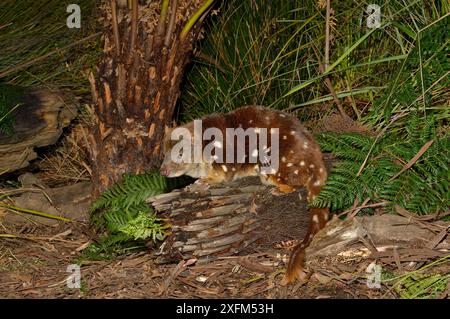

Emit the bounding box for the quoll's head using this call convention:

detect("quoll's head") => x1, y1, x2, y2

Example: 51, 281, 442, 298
160, 124, 199, 178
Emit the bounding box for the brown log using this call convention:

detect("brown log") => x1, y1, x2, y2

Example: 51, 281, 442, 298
4, 178, 92, 227
148, 178, 308, 262
0, 89, 77, 173
305, 214, 449, 268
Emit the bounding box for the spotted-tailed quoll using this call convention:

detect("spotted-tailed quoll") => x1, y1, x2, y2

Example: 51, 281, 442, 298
160, 105, 329, 284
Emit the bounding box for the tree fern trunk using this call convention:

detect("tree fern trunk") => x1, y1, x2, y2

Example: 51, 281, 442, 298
89, 0, 212, 196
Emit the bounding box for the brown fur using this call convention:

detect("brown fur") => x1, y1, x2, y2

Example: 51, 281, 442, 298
160, 106, 329, 284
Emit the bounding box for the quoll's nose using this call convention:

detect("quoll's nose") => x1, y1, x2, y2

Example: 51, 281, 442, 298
160, 165, 168, 176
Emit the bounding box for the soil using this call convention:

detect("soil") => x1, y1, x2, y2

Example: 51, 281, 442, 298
0, 215, 375, 299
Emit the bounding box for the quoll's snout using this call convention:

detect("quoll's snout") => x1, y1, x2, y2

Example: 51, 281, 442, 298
160, 164, 169, 176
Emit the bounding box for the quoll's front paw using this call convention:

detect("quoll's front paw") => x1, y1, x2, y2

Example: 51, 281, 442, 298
185, 179, 211, 192
270, 184, 295, 196
270, 188, 285, 196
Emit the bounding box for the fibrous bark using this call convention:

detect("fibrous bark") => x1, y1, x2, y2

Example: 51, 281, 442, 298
89, 0, 213, 196
148, 180, 267, 264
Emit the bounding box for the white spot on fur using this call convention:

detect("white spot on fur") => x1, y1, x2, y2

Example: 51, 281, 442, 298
312, 215, 319, 223
294, 170, 299, 174
249, 120, 253, 124
286, 163, 293, 167
283, 135, 287, 140
265, 116, 270, 121
221, 165, 228, 172
309, 164, 315, 169
303, 141, 309, 149
290, 130, 296, 135
281, 157, 286, 162
279, 114, 286, 118
314, 180, 322, 186
319, 168, 324, 173
300, 161, 305, 166
232, 167, 236, 172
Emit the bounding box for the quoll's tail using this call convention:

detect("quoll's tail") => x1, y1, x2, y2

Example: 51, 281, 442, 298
283, 162, 329, 284
284, 206, 329, 283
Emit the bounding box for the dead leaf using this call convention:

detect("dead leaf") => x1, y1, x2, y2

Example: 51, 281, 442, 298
237, 256, 275, 273
314, 272, 333, 284
389, 140, 434, 181
339, 272, 353, 281
426, 225, 449, 249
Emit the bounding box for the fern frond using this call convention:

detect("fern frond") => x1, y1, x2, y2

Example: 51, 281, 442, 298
90, 171, 191, 253
313, 119, 449, 216
92, 171, 189, 211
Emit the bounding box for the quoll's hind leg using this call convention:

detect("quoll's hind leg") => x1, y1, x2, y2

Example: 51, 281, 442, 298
283, 179, 329, 284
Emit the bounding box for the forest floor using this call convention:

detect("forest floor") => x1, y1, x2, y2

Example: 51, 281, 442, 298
0, 195, 384, 299
1, 175, 448, 299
